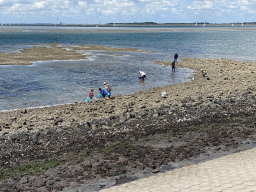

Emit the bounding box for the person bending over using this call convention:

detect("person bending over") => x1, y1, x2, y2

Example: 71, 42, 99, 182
99, 88, 107, 98
139, 71, 146, 80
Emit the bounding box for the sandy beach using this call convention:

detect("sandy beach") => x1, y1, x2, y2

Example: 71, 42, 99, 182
1, 45, 256, 191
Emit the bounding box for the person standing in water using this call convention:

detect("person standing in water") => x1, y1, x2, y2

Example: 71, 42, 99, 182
174, 52, 178, 62
139, 71, 146, 80
171, 61, 175, 72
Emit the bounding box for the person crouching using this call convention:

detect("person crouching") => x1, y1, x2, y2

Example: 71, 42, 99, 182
99, 88, 107, 98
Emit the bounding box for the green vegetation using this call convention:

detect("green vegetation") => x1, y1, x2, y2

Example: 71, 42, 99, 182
0, 159, 64, 181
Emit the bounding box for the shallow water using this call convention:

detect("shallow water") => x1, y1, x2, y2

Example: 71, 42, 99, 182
0, 50, 193, 111
2, 25, 255, 111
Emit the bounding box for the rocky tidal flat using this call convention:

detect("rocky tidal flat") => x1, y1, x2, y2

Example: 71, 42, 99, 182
1, 57, 256, 191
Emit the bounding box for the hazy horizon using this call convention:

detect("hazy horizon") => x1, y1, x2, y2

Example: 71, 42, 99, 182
0, 0, 255, 25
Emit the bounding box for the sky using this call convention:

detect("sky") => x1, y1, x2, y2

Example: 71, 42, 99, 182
0, 0, 255, 24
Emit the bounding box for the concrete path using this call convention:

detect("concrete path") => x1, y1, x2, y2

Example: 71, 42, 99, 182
100, 148, 256, 192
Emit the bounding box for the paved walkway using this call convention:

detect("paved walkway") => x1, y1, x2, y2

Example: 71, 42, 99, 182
100, 148, 256, 192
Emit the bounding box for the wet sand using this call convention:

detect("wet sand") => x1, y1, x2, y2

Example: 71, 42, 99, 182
0, 43, 149, 65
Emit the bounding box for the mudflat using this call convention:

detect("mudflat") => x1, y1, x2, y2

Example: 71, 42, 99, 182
0, 43, 148, 65
1, 46, 256, 191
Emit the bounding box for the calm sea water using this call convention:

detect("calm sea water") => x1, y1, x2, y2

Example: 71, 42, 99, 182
0, 26, 255, 111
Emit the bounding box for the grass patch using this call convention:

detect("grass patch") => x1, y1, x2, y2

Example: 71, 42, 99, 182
0, 159, 64, 181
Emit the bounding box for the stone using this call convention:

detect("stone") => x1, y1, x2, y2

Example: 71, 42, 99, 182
11, 122, 22, 129
53, 118, 63, 125
152, 168, 160, 173
18, 177, 28, 184
21, 109, 27, 114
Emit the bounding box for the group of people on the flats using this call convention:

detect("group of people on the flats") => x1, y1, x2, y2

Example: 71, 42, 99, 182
88, 52, 178, 102
88, 82, 111, 101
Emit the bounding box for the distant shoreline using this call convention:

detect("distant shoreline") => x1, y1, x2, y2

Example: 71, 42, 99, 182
0, 23, 254, 28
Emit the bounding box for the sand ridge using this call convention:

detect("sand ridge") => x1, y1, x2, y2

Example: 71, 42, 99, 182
0, 43, 150, 65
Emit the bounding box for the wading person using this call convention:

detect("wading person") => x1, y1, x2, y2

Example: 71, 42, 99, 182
139, 70, 146, 80
174, 52, 178, 62
172, 61, 175, 72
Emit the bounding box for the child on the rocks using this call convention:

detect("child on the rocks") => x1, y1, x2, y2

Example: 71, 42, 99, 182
89, 89, 94, 101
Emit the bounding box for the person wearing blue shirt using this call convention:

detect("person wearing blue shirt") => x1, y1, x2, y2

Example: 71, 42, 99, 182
174, 52, 178, 62
99, 88, 107, 98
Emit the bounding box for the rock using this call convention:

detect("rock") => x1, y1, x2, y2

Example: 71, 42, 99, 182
140, 111, 148, 117
46, 180, 55, 186
11, 122, 22, 129
18, 176, 28, 184
21, 109, 27, 114
198, 96, 203, 100
153, 114, 158, 118
160, 165, 168, 170
53, 118, 63, 125
1, 123, 10, 129
129, 175, 138, 180
92, 162, 101, 167
130, 114, 136, 118
30, 133, 40, 144
10, 117, 16, 121
181, 99, 188, 103
10, 134, 19, 143
152, 168, 160, 173
181, 103, 186, 107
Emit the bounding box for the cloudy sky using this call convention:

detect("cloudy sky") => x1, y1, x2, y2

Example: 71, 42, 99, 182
0, 0, 255, 24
